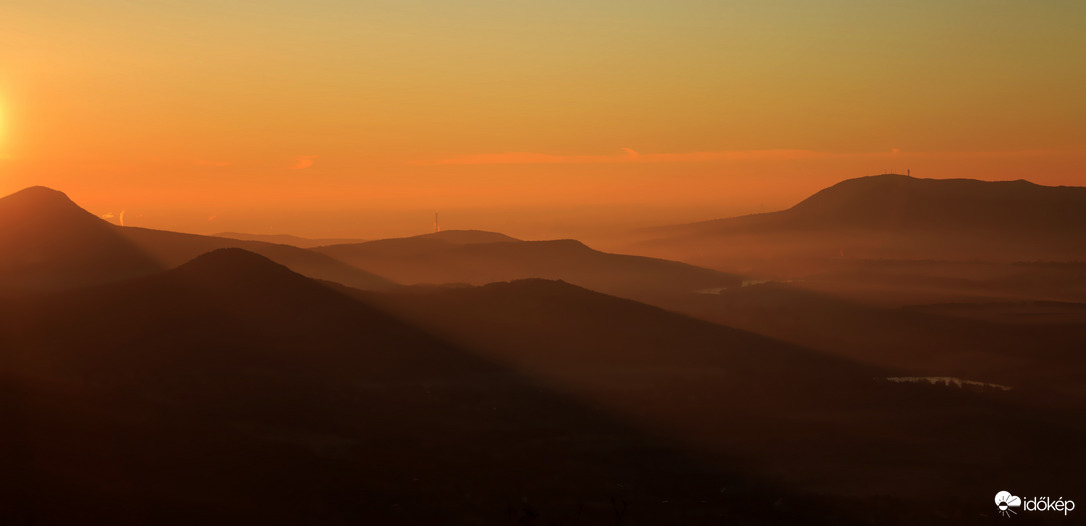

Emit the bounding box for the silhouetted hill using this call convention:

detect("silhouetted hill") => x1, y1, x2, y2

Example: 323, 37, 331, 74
170, 248, 338, 295
2, 186, 86, 217
0, 250, 845, 525
411, 229, 519, 244
635, 175, 1086, 269
2, 254, 1082, 522
175, 246, 295, 275
0, 186, 395, 291
122, 227, 395, 290
0, 187, 160, 289
316, 229, 517, 256
214, 231, 367, 248
671, 174, 1086, 234
317, 235, 739, 298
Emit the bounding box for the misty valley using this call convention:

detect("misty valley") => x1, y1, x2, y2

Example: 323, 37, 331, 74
1, 175, 1084, 524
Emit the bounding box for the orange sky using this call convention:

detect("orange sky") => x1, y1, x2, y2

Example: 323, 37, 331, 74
1, 1, 1084, 241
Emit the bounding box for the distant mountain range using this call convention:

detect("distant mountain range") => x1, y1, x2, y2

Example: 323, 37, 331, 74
0, 187, 739, 298
663, 174, 1086, 233
213, 231, 368, 248
636, 174, 1086, 270
11, 175, 1081, 295
121, 226, 394, 290
0, 187, 391, 291
2, 176, 1085, 523
316, 232, 740, 297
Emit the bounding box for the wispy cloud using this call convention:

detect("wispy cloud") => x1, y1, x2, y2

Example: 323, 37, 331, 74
410, 147, 1082, 167
290, 155, 317, 170
412, 148, 890, 166
194, 159, 231, 167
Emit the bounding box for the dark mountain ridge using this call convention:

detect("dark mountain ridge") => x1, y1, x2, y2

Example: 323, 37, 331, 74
317, 235, 741, 297
0, 187, 160, 289
0, 186, 394, 291
120, 226, 394, 290
669, 174, 1086, 234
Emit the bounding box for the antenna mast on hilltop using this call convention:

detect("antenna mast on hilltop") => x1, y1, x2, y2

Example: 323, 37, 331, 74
434, 212, 440, 233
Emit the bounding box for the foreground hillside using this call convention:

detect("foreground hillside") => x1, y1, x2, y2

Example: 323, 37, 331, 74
2, 249, 1080, 524
0, 249, 851, 525
362, 280, 1085, 503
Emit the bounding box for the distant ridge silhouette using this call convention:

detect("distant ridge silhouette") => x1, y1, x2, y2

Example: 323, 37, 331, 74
3, 186, 89, 216
408, 229, 520, 244
639, 174, 1086, 264
318, 229, 519, 256
0, 186, 395, 291
214, 231, 367, 248
0, 186, 161, 289
317, 233, 740, 296
669, 174, 1086, 233
122, 225, 396, 291
172, 247, 305, 283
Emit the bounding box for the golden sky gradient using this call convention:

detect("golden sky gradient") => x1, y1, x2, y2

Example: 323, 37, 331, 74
1, 1, 1084, 240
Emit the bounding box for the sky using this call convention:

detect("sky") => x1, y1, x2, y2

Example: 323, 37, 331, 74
1, 0, 1084, 241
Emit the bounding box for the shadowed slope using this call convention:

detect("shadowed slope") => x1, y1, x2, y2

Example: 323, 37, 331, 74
367, 279, 869, 379
360, 279, 1086, 513
1, 251, 1081, 523
646, 281, 1086, 399
0, 249, 830, 525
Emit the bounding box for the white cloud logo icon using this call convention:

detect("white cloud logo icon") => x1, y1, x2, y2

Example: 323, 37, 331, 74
996, 491, 1022, 517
